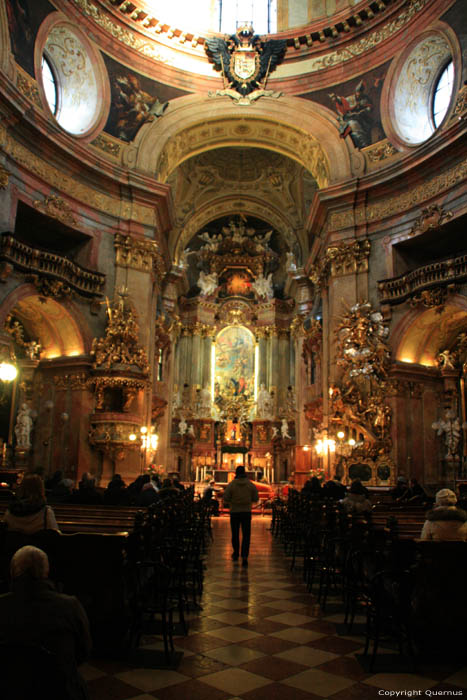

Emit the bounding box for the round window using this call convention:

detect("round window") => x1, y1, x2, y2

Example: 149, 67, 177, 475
36, 18, 110, 139
386, 32, 457, 147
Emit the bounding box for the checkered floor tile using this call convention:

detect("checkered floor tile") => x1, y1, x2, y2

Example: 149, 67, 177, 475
85, 516, 467, 699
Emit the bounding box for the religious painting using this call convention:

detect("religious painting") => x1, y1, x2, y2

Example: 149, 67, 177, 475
300, 62, 389, 148
219, 268, 255, 299
5, 0, 53, 76
102, 55, 189, 142
214, 326, 255, 399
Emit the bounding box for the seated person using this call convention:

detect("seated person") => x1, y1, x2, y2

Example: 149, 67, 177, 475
302, 475, 323, 497
340, 480, 372, 515
420, 488, 467, 540
323, 475, 346, 500
157, 478, 179, 499
390, 476, 409, 501
136, 480, 159, 507
103, 474, 130, 506
404, 477, 427, 503
3, 474, 59, 533
50, 477, 75, 504
202, 478, 220, 516
72, 474, 102, 505
172, 474, 185, 491
0, 546, 91, 700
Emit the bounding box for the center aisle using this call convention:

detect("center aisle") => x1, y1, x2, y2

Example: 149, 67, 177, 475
84, 515, 467, 699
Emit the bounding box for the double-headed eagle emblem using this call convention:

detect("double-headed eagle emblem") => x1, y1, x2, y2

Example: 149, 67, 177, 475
205, 25, 286, 105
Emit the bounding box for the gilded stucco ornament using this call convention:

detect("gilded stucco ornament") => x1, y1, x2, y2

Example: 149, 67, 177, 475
409, 204, 452, 237
90, 289, 149, 374
309, 239, 370, 287
364, 139, 398, 163
0, 164, 9, 189
114, 232, 165, 278
33, 195, 77, 227
329, 302, 392, 455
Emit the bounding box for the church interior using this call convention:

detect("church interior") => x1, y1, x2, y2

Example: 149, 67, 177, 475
0, 0, 467, 697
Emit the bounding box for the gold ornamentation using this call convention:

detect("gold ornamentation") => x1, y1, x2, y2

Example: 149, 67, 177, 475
91, 134, 122, 158
90, 289, 149, 373
33, 195, 77, 226
72, 0, 428, 77
409, 287, 451, 311
16, 71, 41, 108
0, 164, 9, 189
409, 204, 452, 237
88, 418, 142, 459
364, 139, 398, 162
309, 239, 370, 286
437, 350, 456, 370
218, 301, 252, 326
114, 233, 165, 277
368, 159, 467, 223
27, 275, 74, 299
53, 373, 88, 390
89, 376, 147, 412
0, 235, 105, 298
72, 0, 174, 64
157, 118, 329, 188
453, 83, 467, 117
5, 315, 42, 359
378, 256, 465, 306
181, 322, 215, 338
0, 132, 155, 226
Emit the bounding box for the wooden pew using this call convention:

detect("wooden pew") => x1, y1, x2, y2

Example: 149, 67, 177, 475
0, 502, 141, 534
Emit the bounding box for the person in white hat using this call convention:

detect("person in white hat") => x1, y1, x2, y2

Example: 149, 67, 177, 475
420, 488, 467, 540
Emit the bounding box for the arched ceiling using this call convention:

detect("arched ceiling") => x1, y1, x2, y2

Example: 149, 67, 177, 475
11, 297, 85, 360
396, 303, 467, 367
168, 145, 316, 261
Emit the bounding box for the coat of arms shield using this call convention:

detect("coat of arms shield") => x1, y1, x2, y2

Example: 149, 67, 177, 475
231, 50, 258, 82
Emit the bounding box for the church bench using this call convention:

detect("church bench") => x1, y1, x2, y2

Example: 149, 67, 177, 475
0, 502, 141, 534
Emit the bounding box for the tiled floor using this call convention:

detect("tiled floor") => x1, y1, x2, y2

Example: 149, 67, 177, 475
84, 516, 467, 699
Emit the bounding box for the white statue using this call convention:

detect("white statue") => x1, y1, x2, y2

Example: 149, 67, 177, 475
172, 389, 181, 416
432, 408, 462, 459
198, 231, 221, 252
198, 270, 218, 297
188, 424, 195, 437
281, 418, 291, 439
272, 426, 279, 439
15, 403, 33, 449
286, 251, 297, 272
252, 273, 273, 299
178, 416, 187, 436
197, 384, 212, 418
257, 383, 273, 419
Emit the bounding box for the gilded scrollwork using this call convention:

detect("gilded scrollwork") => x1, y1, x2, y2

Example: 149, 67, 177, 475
0, 164, 9, 189
309, 239, 370, 287
16, 71, 41, 108
90, 289, 149, 373
90, 134, 122, 158
409, 287, 450, 311
53, 373, 89, 390
409, 204, 452, 237
27, 275, 74, 300
114, 232, 165, 278
364, 140, 398, 163
33, 195, 77, 227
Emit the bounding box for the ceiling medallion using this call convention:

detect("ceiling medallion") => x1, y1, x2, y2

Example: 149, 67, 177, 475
206, 24, 286, 105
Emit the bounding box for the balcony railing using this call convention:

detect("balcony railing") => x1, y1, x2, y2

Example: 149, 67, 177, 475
378, 252, 467, 305
0, 234, 105, 297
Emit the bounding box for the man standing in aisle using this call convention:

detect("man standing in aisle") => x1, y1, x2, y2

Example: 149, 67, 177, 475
223, 466, 259, 567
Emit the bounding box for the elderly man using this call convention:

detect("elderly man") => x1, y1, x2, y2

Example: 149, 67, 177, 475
0, 546, 92, 700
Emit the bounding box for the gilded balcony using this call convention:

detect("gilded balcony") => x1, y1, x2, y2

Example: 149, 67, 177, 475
0, 234, 105, 298
378, 252, 467, 306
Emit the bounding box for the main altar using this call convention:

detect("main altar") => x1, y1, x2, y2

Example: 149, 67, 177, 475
168, 217, 299, 484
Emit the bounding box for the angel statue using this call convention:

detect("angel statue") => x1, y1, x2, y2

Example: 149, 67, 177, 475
252, 273, 274, 299
197, 270, 218, 297
205, 24, 286, 104
432, 408, 462, 459
281, 419, 291, 440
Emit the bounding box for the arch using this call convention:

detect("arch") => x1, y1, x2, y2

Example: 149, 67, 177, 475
127, 94, 352, 186
173, 195, 304, 263
0, 286, 91, 359
393, 296, 467, 367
